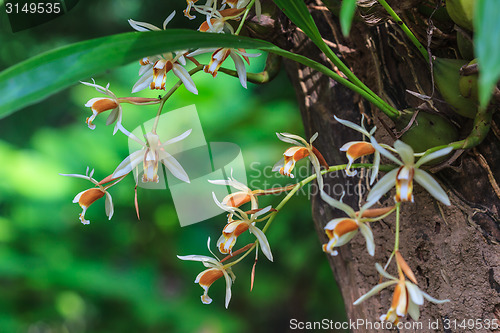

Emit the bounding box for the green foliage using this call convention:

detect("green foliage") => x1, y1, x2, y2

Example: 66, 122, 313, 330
474, 0, 500, 108
0, 3, 346, 328
339, 0, 357, 36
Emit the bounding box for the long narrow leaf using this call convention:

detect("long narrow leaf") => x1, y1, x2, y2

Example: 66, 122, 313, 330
475, 0, 500, 108
340, 0, 357, 36
0, 30, 275, 118
272, 0, 324, 45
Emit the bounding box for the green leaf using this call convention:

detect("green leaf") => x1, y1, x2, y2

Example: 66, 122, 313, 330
0, 30, 276, 119
340, 0, 357, 36
474, 0, 500, 108
272, 0, 325, 46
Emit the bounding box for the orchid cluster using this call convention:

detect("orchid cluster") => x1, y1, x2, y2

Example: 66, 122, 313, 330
178, 117, 452, 323
59, 1, 453, 326
61, 2, 262, 224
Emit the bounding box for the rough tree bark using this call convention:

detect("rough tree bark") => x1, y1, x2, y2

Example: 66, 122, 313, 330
258, 0, 500, 331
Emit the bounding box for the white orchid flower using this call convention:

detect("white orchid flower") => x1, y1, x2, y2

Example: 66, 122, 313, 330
354, 263, 449, 324
112, 125, 191, 184
367, 137, 452, 205
128, 12, 198, 95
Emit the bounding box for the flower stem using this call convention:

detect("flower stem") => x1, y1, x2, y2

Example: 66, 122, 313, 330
393, 201, 401, 252
225, 162, 395, 267
235, 0, 256, 35
377, 0, 429, 60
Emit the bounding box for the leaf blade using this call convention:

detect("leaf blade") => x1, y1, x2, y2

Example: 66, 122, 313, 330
474, 0, 500, 108
0, 30, 276, 118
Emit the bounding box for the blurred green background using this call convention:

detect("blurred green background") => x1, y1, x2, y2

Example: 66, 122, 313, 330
0, 1, 346, 332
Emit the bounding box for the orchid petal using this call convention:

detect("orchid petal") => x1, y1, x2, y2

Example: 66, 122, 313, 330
105, 191, 114, 220
334, 115, 371, 137
275, 132, 302, 146
415, 147, 453, 168
320, 190, 356, 217
163, 11, 176, 29
370, 137, 402, 166
177, 254, 218, 264
366, 168, 398, 203
161, 129, 192, 147
413, 169, 450, 206
223, 271, 233, 308
160, 151, 190, 183
132, 71, 154, 93
128, 19, 161, 31
353, 280, 398, 305
405, 281, 424, 305
358, 223, 375, 256
277, 132, 307, 145
112, 150, 144, 178
375, 262, 397, 280
229, 51, 247, 89
249, 225, 273, 262
394, 140, 415, 166
187, 48, 219, 57
407, 298, 420, 321
172, 64, 198, 95
370, 151, 380, 185
422, 292, 450, 304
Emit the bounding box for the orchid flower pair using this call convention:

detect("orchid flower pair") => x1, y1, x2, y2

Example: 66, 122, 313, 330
336, 116, 452, 206
212, 193, 274, 262
128, 11, 198, 94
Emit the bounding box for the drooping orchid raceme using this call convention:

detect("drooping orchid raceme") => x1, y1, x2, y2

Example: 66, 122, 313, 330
112, 125, 191, 184
128, 12, 197, 95
320, 190, 394, 256
187, 47, 261, 89
272, 132, 329, 189
354, 263, 449, 324
178, 238, 236, 308
81, 81, 123, 134
60, 167, 117, 225
367, 138, 452, 205
334, 115, 380, 185
212, 193, 274, 261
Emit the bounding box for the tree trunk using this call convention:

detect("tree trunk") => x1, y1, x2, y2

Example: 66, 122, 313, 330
265, 1, 500, 331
